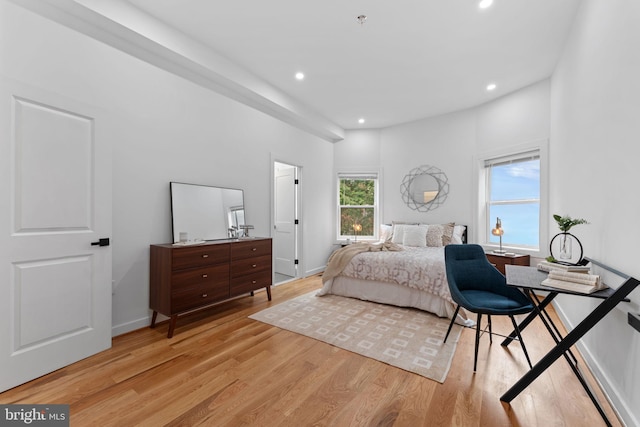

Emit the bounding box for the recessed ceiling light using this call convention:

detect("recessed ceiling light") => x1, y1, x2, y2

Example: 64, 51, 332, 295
358, 118, 365, 124
295, 72, 305, 81
486, 83, 497, 91
479, 0, 494, 9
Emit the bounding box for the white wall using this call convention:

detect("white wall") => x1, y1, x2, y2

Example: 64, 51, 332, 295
340, 80, 550, 238
1, 1, 335, 336
551, 1, 640, 425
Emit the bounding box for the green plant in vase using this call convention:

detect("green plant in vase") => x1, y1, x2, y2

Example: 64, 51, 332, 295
552, 214, 589, 261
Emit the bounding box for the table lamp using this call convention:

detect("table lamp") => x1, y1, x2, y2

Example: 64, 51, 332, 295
491, 217, 506, 253
353, 223, 362, 242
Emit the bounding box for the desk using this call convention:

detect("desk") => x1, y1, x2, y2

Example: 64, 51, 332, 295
501, 264, 636, 427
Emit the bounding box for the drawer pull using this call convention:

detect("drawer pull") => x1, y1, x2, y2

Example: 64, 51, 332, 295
202, 274, 208, 278
252, 247, 257, 251
202, 293, 208, 298
252, 280, 257, 284
252, 264, 257, 268
202, 254, 209, 258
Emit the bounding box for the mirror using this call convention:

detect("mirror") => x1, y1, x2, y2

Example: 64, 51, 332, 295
400, 165, 449, 212
170, 182, 245, 242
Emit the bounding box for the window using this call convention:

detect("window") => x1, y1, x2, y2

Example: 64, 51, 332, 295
484, 150, 540, 249
337, 173, 379, 240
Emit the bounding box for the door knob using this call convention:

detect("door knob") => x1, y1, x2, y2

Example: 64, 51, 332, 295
91, 238, 110, 247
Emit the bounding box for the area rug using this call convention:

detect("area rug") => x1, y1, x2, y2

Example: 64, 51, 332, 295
249, 291, 462, 383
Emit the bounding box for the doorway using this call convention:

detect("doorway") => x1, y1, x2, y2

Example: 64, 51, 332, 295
273, 161, 300, 285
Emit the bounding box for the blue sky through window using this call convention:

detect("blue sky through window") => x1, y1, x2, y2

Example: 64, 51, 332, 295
488, 159, 540, 247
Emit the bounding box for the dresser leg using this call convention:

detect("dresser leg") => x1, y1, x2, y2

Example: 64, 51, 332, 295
150, 311, 158, 328
167, 315, 178, 338
266, 286, 272, 301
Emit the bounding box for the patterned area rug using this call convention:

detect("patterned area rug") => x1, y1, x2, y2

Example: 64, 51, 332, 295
249, 291, 462, 383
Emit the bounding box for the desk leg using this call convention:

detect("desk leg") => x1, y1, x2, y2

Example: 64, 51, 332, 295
501, 277, 640, 427
501, 292, 556, 346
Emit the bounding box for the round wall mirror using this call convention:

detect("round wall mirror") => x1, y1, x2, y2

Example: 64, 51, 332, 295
400, 165, 449, 212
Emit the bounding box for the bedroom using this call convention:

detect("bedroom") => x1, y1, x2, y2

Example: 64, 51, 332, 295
0, 0, 639, 425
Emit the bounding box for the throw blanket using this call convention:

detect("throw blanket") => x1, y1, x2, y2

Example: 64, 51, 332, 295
323, 241, 403, 284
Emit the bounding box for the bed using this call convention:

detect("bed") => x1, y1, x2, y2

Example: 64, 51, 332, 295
318, 223, 473, 325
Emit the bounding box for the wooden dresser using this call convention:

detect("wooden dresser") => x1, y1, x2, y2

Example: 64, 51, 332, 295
485, 252, 530, 275
150, 238, 272, 337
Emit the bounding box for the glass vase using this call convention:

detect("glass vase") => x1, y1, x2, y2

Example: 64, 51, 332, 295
559, 233, 572, 259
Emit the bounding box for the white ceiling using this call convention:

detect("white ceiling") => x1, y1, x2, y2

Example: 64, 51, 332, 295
13, 0, 581, 138
122, 0, 581, 130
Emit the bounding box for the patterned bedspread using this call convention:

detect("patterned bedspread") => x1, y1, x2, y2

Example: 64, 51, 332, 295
338, 246, 452, 302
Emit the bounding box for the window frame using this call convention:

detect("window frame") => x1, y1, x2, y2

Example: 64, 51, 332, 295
475, 141, 548, 256
336, 171, 380, 242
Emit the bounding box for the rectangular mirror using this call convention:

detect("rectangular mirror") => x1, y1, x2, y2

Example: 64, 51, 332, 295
170, 182, 245, 242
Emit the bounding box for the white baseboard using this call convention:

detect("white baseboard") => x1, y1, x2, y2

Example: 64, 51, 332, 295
111, 316, 152, 337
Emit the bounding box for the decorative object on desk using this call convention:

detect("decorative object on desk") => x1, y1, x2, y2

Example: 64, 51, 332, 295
550, 214, 588, 263
400, 164, 449, 212
491, 217, 506, 253
352, 223, 362, 242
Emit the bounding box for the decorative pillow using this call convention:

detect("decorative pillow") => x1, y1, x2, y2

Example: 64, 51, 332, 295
441, 222, 455, 245
452, 225, 466, 244
426, 225, 444, 247
402, 225, 428, 247
379, 224, 393, 242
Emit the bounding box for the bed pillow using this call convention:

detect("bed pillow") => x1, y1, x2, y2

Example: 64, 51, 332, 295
379, 224, 393, 242
391, 224, 406, 244
402, 225, 428, 247
425, 225, 444, 247
452, 225, 466, 244
391, 221, 418, 244
441, 222, 455, 245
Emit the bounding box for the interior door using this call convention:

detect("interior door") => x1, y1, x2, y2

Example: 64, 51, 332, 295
274, 164, 297, 277
0, 79, 112, 392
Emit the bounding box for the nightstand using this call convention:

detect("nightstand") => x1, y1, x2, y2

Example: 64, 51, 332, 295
485, 252, 530, 275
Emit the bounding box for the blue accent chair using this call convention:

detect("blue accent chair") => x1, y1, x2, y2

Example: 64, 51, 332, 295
443, 244, 534, 372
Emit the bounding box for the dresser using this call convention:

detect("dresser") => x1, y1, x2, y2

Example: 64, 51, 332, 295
150, 238, 272, 338
485, 252, 530, 275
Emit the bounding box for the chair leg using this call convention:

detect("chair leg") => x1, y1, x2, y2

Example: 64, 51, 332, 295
509, 315, 533, 369
474, 313, 482, 372
488, 315, 493, 344
444, 305, 461, 343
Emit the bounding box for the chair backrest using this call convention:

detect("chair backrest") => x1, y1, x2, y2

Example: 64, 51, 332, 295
444, 244, 506, 295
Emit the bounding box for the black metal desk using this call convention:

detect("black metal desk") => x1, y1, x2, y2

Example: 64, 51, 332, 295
501, 263, 636, 427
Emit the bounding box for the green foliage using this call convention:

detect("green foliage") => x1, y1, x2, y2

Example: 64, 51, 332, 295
340, 179, 375, 205
340, 179, 375, 236
552, 214, 589, 232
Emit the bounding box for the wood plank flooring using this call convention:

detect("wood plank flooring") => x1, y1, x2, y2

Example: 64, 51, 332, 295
0, 274, 622, 426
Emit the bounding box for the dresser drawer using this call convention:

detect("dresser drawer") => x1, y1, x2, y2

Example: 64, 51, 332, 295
171, 264, 229, 289
230, 270, 271, 296
172, 244, 230, 270
231, 239, 271, 260
171, 282, 230, 313
231, 254, 271, 278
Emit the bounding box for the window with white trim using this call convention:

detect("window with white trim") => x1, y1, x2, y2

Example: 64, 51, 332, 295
337, 173, 379, 241
484, 150, 541, 250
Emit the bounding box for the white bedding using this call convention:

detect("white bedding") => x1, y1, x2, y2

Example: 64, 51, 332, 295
318, 245, 472, 324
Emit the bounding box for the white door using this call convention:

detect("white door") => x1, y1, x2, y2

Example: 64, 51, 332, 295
0, 79, 112, 392
274, 164, 297, 277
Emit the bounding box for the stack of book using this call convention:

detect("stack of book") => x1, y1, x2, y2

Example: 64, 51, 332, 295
541, 269, 607, 294
537, 260, 591, 273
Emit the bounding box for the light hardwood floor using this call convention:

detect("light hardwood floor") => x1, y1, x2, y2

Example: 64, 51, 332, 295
0, 275, 622, 426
